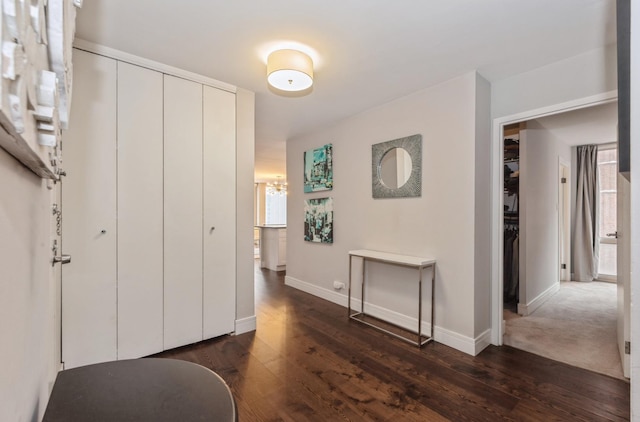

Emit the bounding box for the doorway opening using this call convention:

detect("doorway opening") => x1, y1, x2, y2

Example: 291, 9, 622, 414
254, 181, 288, 272
495, 100, 627, 379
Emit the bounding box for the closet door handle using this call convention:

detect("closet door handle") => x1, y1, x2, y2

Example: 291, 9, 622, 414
209, 226, 215, 234
606, 232, 618, 238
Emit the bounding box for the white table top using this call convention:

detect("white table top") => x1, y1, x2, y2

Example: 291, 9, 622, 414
349, 249, 436, 267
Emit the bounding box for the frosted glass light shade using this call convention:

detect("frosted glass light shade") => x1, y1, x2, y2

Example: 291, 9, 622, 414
267, 49, 313, 91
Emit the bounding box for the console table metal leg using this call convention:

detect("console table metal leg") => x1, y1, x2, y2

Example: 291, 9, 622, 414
418, 267, 423, 347
348, 256, 352, 318
361, 258, 366, 314
431, 264, 436, 341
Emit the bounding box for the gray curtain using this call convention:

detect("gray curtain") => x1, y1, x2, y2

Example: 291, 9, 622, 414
573, 145, 599, 281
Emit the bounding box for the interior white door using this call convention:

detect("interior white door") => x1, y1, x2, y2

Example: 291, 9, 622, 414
617, 173, 630, 377
62, 50, 117, 369
203, 86, 236, 339
117, 62, 164, 359
163, 75, 204, 350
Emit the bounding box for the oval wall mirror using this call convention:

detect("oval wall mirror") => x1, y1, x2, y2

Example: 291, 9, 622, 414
379, 147, 413, 189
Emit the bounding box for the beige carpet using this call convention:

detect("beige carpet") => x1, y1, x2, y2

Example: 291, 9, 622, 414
503, 281, 626, 380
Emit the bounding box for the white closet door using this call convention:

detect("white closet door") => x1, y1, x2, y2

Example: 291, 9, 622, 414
62, 50, 117, 369
117, 62, 164, 359
203, 86, 236, 339
163, 75, 204, 349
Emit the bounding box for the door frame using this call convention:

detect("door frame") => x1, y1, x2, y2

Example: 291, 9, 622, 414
490, 90, 618, 346
558, 157, 571, 282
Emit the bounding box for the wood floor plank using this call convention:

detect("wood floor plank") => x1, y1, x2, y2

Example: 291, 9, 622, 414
151, 265, 630, 421
419, 346, 628, 421
283, 328, 433, 420
293, 306, 527, 419
294, 319, 519, 420
469, 346, 630, 421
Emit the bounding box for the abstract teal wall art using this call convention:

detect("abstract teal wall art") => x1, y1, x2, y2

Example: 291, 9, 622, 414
304, 144, 333, 192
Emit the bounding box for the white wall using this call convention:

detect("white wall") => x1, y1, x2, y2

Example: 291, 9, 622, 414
0, 149, 59, 422
236, 88, 256, 329
518, 124, 571, 312
531, 102, 618, 145
492, 44, 617, 119
474, 73, 492, 340
286, 72, 491, 354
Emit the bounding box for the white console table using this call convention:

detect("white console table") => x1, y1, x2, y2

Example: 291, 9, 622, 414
348, 249, 436, 347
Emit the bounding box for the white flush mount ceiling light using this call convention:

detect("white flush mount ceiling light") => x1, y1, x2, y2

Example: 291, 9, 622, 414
267, 49, 313, 91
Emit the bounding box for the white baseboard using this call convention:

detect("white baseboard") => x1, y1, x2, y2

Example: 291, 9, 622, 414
235, 315, 256, 335
285, 275, 348, 307
517, 282, 560, 316
357, 298, 434, 335
431, 326, 491, 356
473, 329, 492, 356
285, 275, 486, 356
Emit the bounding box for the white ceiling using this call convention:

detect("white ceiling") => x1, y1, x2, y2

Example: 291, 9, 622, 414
75, 0, 616, 182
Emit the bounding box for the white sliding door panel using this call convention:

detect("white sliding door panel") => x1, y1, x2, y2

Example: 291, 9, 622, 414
62, 50, 117, 369
163, 75, 204, 349
117, 62, 164, 359
203, 86, 237, 339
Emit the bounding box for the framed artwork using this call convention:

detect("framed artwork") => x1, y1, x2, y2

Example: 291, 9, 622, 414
304, 143, 333, 192
304, 197, 333, 243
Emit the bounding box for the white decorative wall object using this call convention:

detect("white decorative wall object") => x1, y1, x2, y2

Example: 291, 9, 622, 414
0, 0, 80, 178
47, 0, 77, 130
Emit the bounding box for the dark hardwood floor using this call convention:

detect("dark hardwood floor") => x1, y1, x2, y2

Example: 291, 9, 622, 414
153, 264, 630, 421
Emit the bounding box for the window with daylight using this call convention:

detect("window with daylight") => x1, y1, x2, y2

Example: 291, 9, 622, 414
597, 146, 617, 279
265, 191, 287, 225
